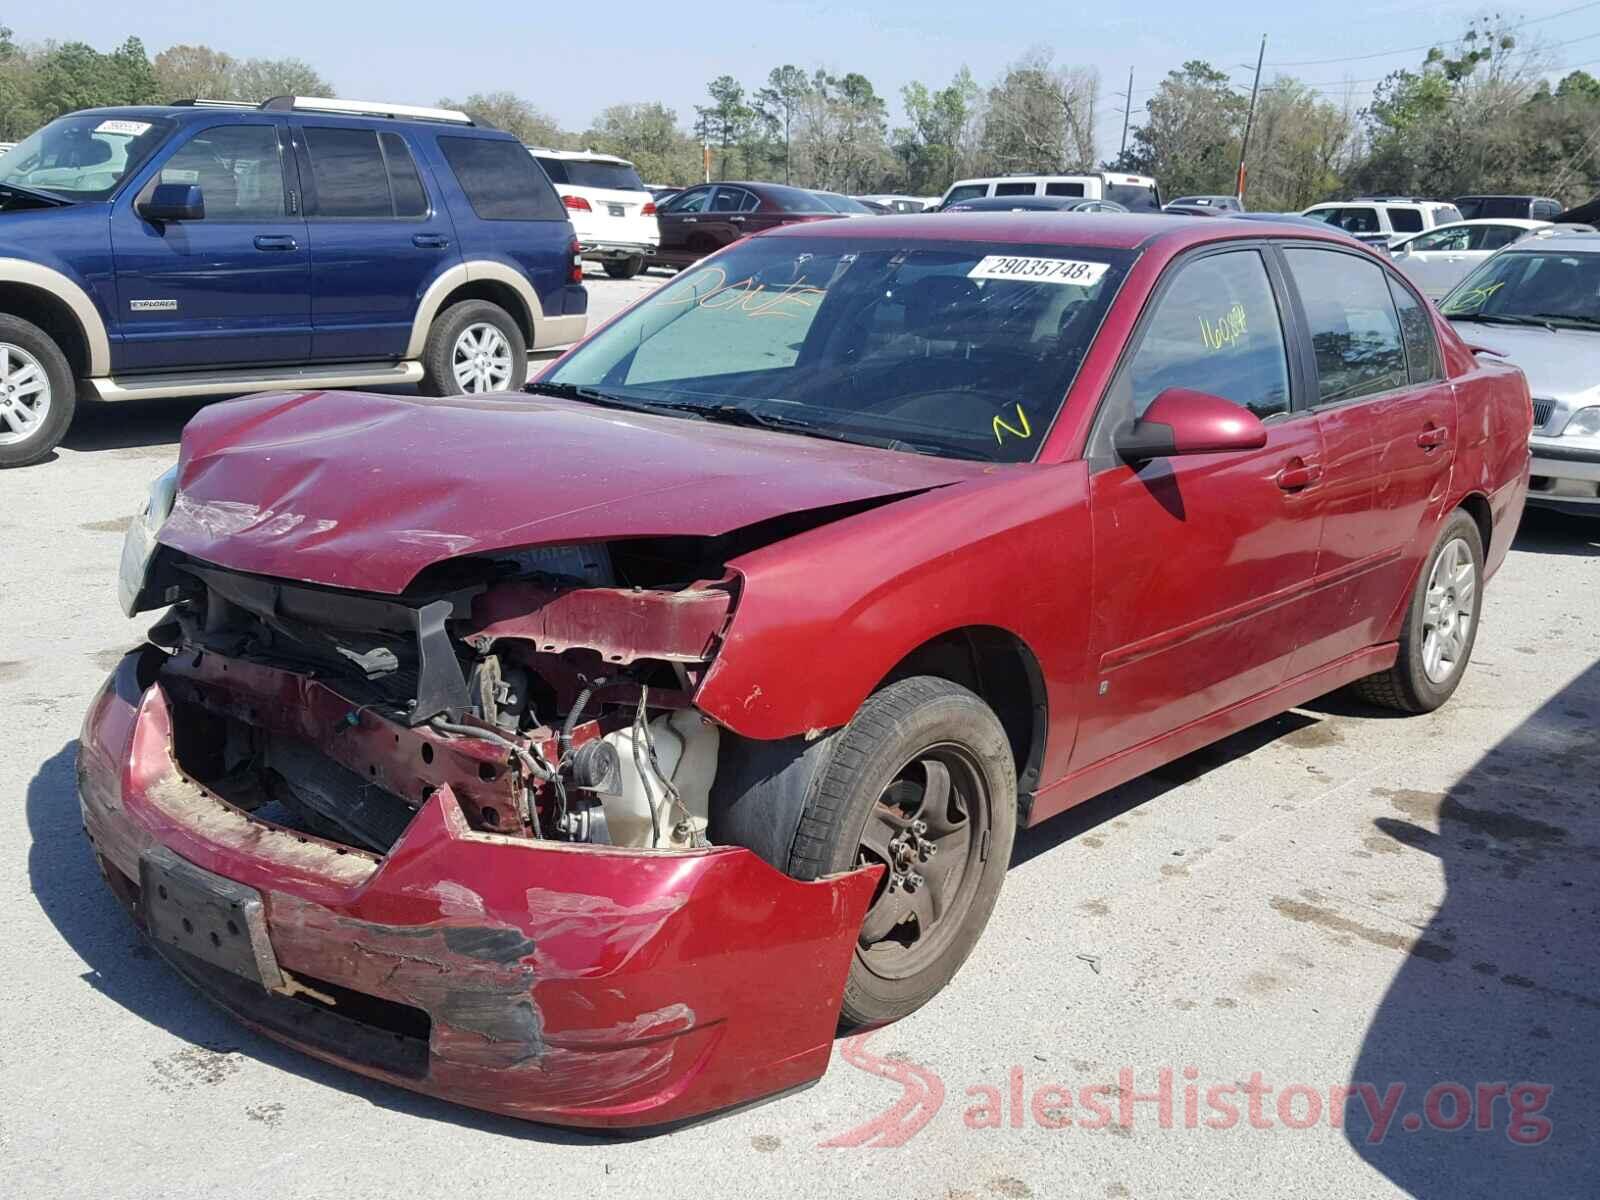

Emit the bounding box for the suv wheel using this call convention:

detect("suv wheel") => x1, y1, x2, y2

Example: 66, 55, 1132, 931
603, 256, 645, 280
0, 314, 76, 469
420, 300, 528, 397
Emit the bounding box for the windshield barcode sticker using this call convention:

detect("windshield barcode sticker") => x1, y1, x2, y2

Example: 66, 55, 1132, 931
968, 256, 1108, 286
94, 119, 152, 137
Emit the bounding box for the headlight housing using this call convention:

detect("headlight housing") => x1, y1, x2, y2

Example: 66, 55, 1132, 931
1563, 406, 1600, 438
117, 465, 179, 617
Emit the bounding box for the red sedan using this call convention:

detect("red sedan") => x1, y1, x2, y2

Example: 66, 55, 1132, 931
84, 214, 1531, 1127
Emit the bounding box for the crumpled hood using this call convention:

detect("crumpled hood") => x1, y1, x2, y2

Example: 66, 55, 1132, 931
161, 389, 993, 593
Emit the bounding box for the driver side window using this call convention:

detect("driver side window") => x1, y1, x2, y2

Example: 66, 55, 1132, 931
1412, 227, 1469, 252
1126, 250, 1291, 420
665, 187, 711, 214
159, 124, 286, 219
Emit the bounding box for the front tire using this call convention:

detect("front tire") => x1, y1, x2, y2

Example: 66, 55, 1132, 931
0, 314, 76, 469
419, 300, 527, 397
788, 677, 1017, 1027
1351, 509, 1484, 712
603, 256, 645, 280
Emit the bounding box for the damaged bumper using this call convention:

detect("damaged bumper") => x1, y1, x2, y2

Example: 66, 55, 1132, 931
79, 649, 878, 1128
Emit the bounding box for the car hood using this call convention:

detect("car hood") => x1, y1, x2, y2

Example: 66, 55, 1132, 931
1447, 320, 1600, 402
160, 389, 993, 594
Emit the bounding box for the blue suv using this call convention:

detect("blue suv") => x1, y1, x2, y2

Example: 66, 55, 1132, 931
0, 96, 587, 466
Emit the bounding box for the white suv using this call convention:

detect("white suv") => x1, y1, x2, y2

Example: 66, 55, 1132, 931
938, 172, 1162, 211
1301, 198, 1462, 249
529, 149, 660, 279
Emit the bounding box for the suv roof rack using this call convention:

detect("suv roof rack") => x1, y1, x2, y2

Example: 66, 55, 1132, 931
169, 98, 259, 109
257, 96, 475, 125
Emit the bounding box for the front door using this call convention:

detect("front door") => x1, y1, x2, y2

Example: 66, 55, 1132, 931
1394, 225, 1472, 299
1076, 247, 1326, 768
1280, 246, 1459, 669
110, 120, 310, 371
655, 185, 715, 265
294, 124, 461, 360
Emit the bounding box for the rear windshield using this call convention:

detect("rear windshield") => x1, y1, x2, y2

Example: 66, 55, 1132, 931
538, 157, 645, 191
545, 236, 1136, 463
440, 136, 564, 220
1457, 197, 1529, 220
816, 192, 875, 213
0, 113, 174, 201
1106, 181, 1161, 212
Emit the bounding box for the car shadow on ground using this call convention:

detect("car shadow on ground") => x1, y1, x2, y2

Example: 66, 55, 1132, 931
25, 740, 632, 1144
1512, 506, 1600, 555
1342, 657, 1598, 1190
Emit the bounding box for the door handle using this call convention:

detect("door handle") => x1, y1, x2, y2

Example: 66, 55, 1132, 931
730, 215, 746, 223
683, 217, 699, 224
1275, 459, 1323, 490
253, 235, 298, 252
412, 233, 451, 249
1417, 425, 1450, 450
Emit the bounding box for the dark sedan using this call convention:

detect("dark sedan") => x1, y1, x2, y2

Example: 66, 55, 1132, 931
651, 181, 841, 268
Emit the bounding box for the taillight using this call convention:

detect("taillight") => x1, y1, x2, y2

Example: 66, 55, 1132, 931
563, 194, 592, 212
642, 201, 657, 217
569, 238, 583, 283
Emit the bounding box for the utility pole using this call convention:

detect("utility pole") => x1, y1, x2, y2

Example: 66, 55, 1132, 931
1119, 68, 1134, 159
1236, 34, 1266, 202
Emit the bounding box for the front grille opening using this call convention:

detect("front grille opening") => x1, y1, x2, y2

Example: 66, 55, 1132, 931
282, 969, 433, 1043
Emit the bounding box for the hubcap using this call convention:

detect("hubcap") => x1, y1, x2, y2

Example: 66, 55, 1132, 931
0, 342, 51, 446
450, 323, 514, 394
855, 745, 990, 979
1421, 536, 1476, 684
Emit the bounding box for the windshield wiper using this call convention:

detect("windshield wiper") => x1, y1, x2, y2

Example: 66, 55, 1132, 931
524, 380, 664, 414
1532, 312, 1600, 330
1448, 312, 1558, 333
0, 182, 69, 207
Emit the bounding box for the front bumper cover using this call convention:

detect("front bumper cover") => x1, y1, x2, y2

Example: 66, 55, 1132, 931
78, 649, 878, 1128
1528, 443, 1600, 512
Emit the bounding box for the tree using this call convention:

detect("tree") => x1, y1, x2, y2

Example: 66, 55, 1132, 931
795, 70, 889, 191
230, 56, 333, 101
895, 68, 979, 193
1241, 79, 1357, 211
1113, 60, 1244, 197
152, 44, 235, 101
584, 102, 701, 184
438, 91, 564, 144
981, 48, 1098, 173
26, 37, 160, 121
754, 65, 810, 183
0, 23, 38, 140
695, 75, 753, 179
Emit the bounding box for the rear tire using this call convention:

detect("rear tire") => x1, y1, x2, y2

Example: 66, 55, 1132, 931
603, 256, 645, 280
0, 313, 75, 469
419, 300, 527, 397
1350, 509, 1483, 713
787, 677, 1017, 1028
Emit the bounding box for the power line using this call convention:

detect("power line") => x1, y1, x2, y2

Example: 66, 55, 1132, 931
1262, 0, 1600, 67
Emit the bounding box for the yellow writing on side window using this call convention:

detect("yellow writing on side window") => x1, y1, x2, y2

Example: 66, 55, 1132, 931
993, 403, 1032, 445
1198, 303, 1248, 351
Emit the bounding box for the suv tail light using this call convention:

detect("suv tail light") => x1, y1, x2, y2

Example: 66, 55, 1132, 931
642, 201, 657, 217
569, 238, 583, 283
563, 194, 592, 213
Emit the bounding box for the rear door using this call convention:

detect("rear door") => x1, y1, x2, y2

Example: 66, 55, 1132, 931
110, 119, 311, 370
294, 123, 461, 360
1278, 245, 1457, 670
1077, 247, 1326, 768
700, 185, 756, 248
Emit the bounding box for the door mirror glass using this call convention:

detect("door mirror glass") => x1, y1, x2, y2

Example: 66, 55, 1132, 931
1114, 387, 1269, 462
139, 182, 204, 222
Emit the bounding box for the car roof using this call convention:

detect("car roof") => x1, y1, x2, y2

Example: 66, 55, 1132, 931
762, 211, 1363, 253
1494, 230, 1600, 253
69, 103, 515, 137
526, 147, 634, 164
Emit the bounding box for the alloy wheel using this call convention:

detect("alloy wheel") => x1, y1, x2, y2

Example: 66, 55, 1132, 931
1421, 536, 1476, 684
0, 342, 51, 446
451, 323, 514, 394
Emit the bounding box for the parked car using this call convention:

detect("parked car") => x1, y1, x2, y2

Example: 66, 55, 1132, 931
528, 148, 659, 279
0, 97, 585, 468
857, 193, 934, 213
938, 172, 1162, 211
88, 213, 1529, 1129
813, 190, 878, 216
1302, 198, 1462, 248
1230, 211, 1359, 234
1454, 194, 1563, 221
650, 181, 839, 268
1388, 219, 1571, 299
940, 196, 1126, 214
1440, 232, 1600, 514
854, 197, 894, 214
1162, 203, 1227, 217
1167, 194, 1243, 212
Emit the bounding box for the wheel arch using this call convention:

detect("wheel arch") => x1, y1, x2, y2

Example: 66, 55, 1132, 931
1457, 490, 1493, 560
406, 262, 543, 359
0, 260, 110, 377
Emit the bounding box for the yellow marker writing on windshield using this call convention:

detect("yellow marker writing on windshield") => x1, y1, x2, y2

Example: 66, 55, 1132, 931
993, 404, 1032, 445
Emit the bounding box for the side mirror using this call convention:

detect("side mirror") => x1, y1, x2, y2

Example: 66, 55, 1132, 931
1114, 388, 1269, 462
139, 183, 205, 223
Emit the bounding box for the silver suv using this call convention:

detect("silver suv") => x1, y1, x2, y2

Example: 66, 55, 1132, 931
1440, 231, 1600, 516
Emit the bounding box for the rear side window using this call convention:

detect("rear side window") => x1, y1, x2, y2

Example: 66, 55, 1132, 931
1126, 250, 1291, 420
1474, 224, 1524, 251
379, 133, 428, 217
1388, 277, 1440, 384
1389, 208, 1424, 233
1045, 181, 1086, 198
995, 182, 1035, 196
303, 127, 391, 218
1284, 248, 1409, 403
439, 136, 563, 220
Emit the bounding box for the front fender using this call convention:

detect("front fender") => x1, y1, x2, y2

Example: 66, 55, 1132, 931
695, 463, 1092, 786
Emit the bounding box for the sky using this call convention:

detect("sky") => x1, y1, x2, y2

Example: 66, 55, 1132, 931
16, 1, 1600, 158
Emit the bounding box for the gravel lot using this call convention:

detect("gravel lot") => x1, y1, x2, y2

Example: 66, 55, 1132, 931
3, 267, 1596, 1198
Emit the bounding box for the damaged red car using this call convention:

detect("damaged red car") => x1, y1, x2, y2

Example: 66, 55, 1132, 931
81, 214, 1531, 1128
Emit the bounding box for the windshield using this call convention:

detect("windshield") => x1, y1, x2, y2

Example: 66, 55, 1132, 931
1105, 181, 1161, 212
543, 236, 1134, 463
0, 113, 173, 201
1441, 250, 1600, 326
